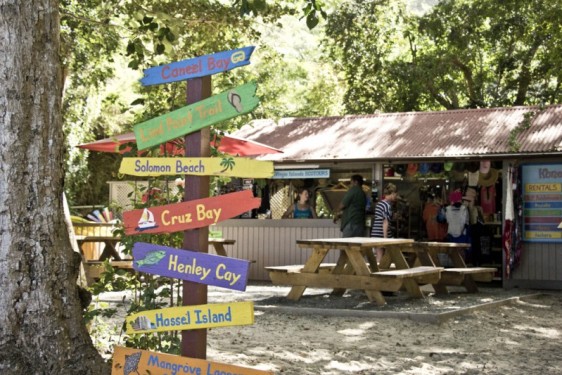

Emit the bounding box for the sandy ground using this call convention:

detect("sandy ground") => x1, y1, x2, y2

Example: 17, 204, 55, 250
92, 283, 562, 375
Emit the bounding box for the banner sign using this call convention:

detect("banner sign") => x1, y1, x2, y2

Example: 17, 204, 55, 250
112, 346, 273, 375
133, 83, 259, 150
133, 242, 250, 291
119, 156, 274, 178
522, 163, 562, 243
272, 168, 330, 179
125, 301, 254, 334
140, 46, 255, 86
123, 190, 260, 235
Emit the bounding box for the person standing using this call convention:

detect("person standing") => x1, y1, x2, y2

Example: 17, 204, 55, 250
370, 183, 399, 261
282, 188, 317, 219
333, 175, 367, 237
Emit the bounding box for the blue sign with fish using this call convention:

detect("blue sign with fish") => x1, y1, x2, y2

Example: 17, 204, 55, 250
140, 46, 255, 86
132, 242, 251, 291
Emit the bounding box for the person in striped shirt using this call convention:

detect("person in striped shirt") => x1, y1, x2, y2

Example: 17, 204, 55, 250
370, 183, 399, 261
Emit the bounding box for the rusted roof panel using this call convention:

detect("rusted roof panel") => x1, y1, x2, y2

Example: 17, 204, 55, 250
233, 105, 562, 162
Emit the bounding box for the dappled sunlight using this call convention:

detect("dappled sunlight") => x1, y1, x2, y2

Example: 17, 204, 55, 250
513, 324, 560, 339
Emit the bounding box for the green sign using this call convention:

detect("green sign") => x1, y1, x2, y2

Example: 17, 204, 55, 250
133, 82, 259, 150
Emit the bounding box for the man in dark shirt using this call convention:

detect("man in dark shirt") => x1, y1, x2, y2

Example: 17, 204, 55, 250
333, 175, 367, 237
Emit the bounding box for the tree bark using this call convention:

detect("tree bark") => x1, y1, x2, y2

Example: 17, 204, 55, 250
0, 1, 109, 374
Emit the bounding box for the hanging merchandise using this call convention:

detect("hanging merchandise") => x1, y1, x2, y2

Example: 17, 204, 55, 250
503, 166, 514, 278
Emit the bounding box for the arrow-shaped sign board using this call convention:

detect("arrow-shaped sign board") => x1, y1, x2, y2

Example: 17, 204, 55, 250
119, 157, 274, 178
126, 301, 254, 334
133, 82, 259, 150
132, 242, 250, 291
123, 190, 260, 235
140, 46, 255, 86
112, 346, 273, 375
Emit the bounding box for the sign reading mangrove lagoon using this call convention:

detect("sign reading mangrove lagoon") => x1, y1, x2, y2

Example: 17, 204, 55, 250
133, 83, 259, 150
133, 242, 250, 291
522, 163, 562, 243
112, 346, 273, 375
140, 46, 255, 86
126, 301, 254, 334
123, 190, 261, 235
119, 156, 274, 178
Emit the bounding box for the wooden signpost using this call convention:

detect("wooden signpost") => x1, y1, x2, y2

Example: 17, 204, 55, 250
123, 190, 260, 235
119, 156, 274, 178
133, 82, 259, 150
140, 46, 255, 86
125, 301, 254, 334
112, 346, 273, 375
132, 242, 250, 291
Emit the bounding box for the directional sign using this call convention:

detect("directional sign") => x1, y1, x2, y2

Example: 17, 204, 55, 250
112, 346, 273, 375
133, 83, 259, 150
123, 190, 261, 235
125, 301, 254, 334
119, 156, 274, 178
133, 242, 250, 291
140, 46, 255, 86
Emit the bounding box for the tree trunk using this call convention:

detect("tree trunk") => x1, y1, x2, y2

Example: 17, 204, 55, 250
0, 1, 109, 374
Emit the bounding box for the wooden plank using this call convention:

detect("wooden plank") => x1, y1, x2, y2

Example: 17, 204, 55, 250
268, 271, 403, 292
125, 301, 254, 334
373, 266, 443, 278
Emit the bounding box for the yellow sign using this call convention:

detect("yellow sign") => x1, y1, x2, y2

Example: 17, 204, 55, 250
525, 231, 562, 239
112, 346, 273, 375
525, 183, 562, 193
119, 157, 273, 178
126, 301, 254, 334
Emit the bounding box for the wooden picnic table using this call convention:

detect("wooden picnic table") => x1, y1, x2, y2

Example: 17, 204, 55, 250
208, 238, 236, 257
266, 237, 443, 306
76, 235, 123, 261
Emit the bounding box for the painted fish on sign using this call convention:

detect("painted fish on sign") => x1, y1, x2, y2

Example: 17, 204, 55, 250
125, 301, 254, 334
123, 190, 261, 235
133, 82, 259, 150
112, 346, 273, 375
133, 242, 250, 291
140, 46, 255, 86
119, 156, 274, 178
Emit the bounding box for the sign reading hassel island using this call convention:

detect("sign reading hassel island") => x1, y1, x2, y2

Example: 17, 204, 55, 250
119, 156, 274, 178
123, 190, 261, 235
125, 301, 254, 334
133, 82, 259, 150
112, 346, 273, 375
140, 46, 255, 86
133, 242, 250, 291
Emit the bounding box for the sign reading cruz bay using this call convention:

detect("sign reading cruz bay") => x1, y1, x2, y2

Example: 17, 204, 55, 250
133, 82, 259, 150
119, 156, 274, 178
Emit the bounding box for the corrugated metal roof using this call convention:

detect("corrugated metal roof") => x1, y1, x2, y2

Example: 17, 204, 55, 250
232, 105, 562, 162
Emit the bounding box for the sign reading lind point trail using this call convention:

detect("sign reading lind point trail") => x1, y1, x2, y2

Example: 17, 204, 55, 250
133, 242, 250, 291
123, 190, 260, 235
125, 301, 254, 334
112, 346, 273, 375
119, 156, 274, 178
140, 46, 255, 86
133, 83, 259, 150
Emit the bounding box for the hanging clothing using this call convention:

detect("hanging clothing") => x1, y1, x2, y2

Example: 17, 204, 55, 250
480, 185, 496, 215
445, 204, 468, 238
422, 202, 447, 241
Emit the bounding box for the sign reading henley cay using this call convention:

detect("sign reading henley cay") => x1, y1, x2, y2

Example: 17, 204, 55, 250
133, 83, 259, 150
123, 190, 260, 235
140, 46, 255, 86
112, 346, 273, 375
522, 163, 562, 243
126, 301, 254, 334
133, 242, 250, 291
119, 156, 274, 178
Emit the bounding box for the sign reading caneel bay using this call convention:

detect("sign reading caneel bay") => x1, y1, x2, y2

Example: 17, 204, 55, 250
123, 190, 261, 235
112, 346, 273, 375
133, 82, 259, 150
133, 242, 250, 291
140, 46, 255, 86
119, 156, 273, 178
126, 301, 254, 334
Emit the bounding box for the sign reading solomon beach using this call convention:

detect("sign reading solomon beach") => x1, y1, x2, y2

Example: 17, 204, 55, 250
140, 46, 255, 86
119, 156, 274, 178
133, 82, 259, 150
112, 346, 273, 375
126, 301, 254, 334
133, 242, 250, 291
123, 190, 260, 235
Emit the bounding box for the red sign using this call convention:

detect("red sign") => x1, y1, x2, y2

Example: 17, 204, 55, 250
123, 190, 260, 235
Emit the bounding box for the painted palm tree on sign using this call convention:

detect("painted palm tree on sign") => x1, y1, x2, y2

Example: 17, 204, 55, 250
220, 156, 236, 172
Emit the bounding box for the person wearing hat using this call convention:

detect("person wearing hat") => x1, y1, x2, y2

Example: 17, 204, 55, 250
370, 183, 399, 261
333, 175, 367, 237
